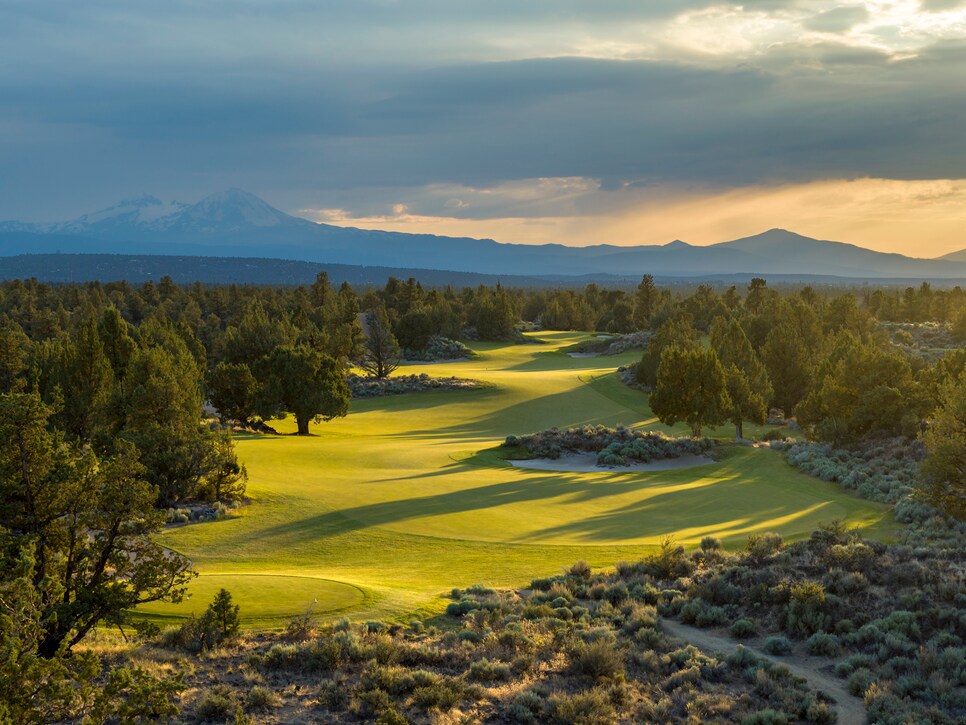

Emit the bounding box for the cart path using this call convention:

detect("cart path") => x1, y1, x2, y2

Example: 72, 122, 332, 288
660, 618, 866, 725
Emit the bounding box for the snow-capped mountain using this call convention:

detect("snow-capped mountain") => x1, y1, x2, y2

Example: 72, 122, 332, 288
1, 188, 311, 240
43, 195, 188, 235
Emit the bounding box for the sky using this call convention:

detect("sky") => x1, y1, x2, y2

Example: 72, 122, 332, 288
1, 1, 965, 256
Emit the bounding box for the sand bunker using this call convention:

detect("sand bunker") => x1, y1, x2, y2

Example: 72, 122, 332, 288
567, 352, 601, 358
510, 452, 715, 473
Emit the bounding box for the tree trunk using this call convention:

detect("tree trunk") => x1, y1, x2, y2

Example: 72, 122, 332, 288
736, 421, 743, 441
692, 423, 701, 438
296, 416, 310, 435
38, 630, 67, 659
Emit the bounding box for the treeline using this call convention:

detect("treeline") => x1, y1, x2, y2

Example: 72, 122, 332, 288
1, 273, 964, 516
630, 278, 964, 518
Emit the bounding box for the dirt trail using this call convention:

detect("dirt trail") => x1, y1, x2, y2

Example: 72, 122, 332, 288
660, 618, 866, 725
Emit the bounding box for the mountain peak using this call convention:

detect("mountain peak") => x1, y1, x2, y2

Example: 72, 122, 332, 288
116, 194, 164, 207
164, 188, 315, 233
664, 239, 690, 249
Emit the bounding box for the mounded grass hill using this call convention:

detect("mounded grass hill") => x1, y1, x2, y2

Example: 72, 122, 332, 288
140, 332, 895, 628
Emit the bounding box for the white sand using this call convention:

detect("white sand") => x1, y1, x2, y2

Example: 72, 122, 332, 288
510, 452, 715, 473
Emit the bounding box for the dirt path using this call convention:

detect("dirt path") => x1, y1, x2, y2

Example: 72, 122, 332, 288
660, 619, 866, 725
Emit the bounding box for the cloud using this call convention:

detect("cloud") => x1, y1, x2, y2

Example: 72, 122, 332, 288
803, 5, 869, 33
1, 0, 966, 233
303, 177, 966, 257
921, 0, 966, 12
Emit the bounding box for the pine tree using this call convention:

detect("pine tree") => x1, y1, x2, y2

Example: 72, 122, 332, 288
633, 274, 657, 329
359, 305, 400, 378
761, 322, 813, 416
97, 306, 137, 380
636, 313, 698, 388
50, 315, 114, 441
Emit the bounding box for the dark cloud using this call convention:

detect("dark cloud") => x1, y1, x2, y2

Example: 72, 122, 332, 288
0, 2, 964, 219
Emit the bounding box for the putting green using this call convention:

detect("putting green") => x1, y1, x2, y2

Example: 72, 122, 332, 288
139, 574, 364, 627
140, 332, 896, 627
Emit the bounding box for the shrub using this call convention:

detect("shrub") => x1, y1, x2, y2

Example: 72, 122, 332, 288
509, 425, 714, 466
259, 638, 341, 673
846, 668, 875, 696
700, 535, 722, 552
568, 560, 592, 578
746, 532, 783, 563
785, 581, 830, 637
507, 689, 546, 723
375, 709, 409, 725
355, 687, 393, 716
467, 658, 511, 682
762, 636, 792, 655
601, 582, 629, 605
284, 612, 316, 640
547, 688, 616, 724
316, 678, 350, 710
731, 618, 757, 639
680, 599, 729, 627
569, 640, 625, 681
245, 685, 278, 711
194, 685, 237, 722
403, 335, 474, 362
741, 710, 788, 725
805, 701, 836, 725
412, 678, 477, 711
165, 589, 241, 653
805, 632, 841, 657
642, 536, 691, 579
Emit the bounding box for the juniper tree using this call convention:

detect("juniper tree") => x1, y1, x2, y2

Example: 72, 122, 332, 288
0, 393, 194, 659
650, 345, 730, 437
711, 317, 772, 439
257, 344, 350, 435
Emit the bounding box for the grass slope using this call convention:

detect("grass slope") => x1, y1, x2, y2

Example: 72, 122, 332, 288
141, 332, 895, 627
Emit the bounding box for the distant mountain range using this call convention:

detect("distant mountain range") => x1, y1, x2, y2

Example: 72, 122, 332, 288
2, 188, 966, 281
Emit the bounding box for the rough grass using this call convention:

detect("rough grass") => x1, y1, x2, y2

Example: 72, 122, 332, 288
139, 332, 896, 628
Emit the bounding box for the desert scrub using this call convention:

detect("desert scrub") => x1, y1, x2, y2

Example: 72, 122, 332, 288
566, 331, 652, 356
785, 436, 922, 505
131, 523, 962, 724
346, 372, 482, 397
503, 424, 714, 465
193, 685, 238, 722
402, 335, 475, 361
731, 618, 757, 639
762, 636, 793, 656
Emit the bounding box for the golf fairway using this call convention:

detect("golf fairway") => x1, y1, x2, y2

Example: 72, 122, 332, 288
141, 333, 895, 627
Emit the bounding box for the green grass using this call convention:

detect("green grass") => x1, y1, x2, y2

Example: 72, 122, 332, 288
137, 574, 364, 628
138, 331, 896, 627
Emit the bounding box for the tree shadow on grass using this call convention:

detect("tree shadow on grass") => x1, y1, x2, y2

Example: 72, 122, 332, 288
250, 454, 878, 547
